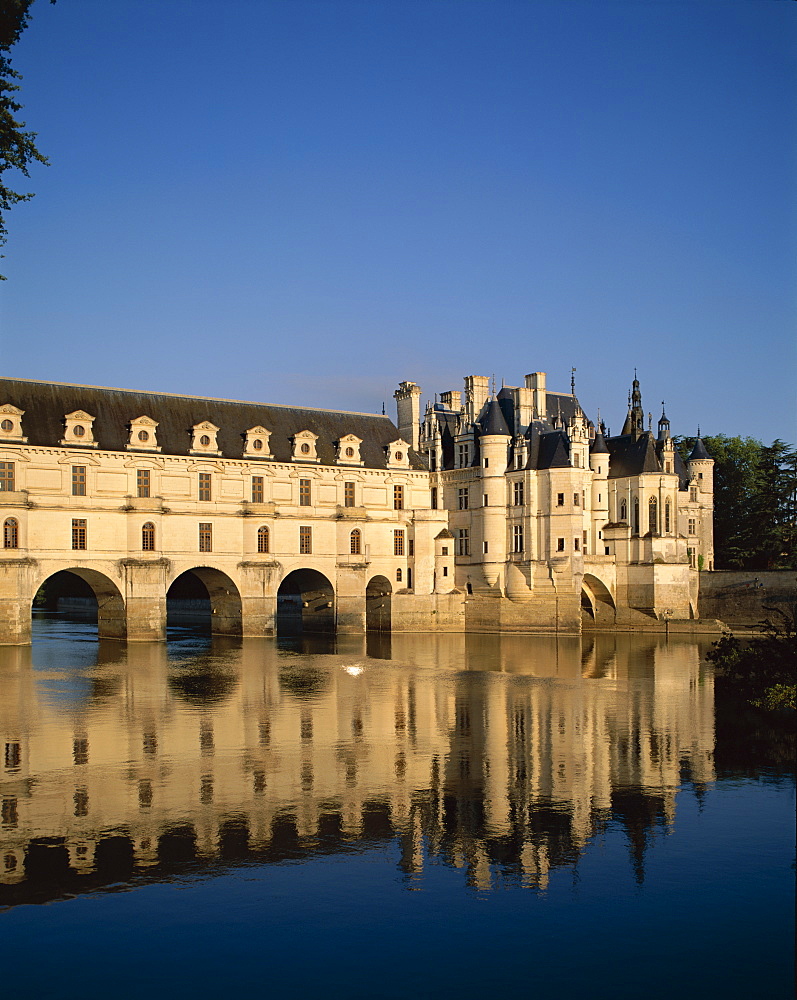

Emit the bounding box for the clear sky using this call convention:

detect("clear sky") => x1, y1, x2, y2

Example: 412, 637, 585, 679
1, 0, 795, 443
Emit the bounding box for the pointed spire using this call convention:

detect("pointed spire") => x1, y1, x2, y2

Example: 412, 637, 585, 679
689, 429, 710, 461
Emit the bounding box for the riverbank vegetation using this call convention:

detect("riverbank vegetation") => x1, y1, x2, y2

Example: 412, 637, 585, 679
707, 604, 796, 714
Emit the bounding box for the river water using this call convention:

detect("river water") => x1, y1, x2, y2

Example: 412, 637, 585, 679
1, 613, 793, 998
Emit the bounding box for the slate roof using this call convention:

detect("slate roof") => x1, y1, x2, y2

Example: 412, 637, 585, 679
0, 377, 422, 470
480, 398, 511, 436
606, 433, 662, 478
689, 437, 711, 460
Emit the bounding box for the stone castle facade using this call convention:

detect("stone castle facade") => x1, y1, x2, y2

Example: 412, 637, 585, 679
0, 372, 713, 643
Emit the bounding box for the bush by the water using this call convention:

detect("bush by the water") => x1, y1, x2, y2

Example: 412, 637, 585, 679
707, 604, 796, 712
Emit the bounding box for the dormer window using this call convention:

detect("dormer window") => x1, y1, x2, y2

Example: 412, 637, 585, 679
127, 416, 161, 452
292, 430, 319, 463
61, 410, 98, 448
386, 439, 410, 469
335, 434, 363, 466
0, 405, 26, 442
243, 426, 272, 458
190, 421, 221, 455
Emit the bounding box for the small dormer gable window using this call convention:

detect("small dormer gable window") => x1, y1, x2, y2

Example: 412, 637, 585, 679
292, 430, 319, 463
386, 438, 410, 469
190, 421, 221, 455
61, 410, 98, 448
0, 404, 26, 442
244, 425, 272, 458
127, 415, 161, 452
336, 434, 363, 466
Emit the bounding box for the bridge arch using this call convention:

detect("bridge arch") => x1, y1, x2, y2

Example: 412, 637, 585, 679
167, 566, 242, 636
277, 568, 335, 636
33, 567, 127, 639
366, 575, 392, 631
581, 573, 617, 628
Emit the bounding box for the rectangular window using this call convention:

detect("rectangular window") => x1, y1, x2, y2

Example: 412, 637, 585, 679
513, 524, 523, 553
0, 461, 15, 492
574, 537, 580, 551
441, 546, 449, 556
393, 485, 404, 510
72, 466, 87, 497
72, 518, 87, 550
199, 522, 212, 551
394, 529, 405, 556
483, 458, 489, 468
344, 482, 355, 507
300, 526, 312, 554
430, 451, 437, 471
513, 481, 524, 506
199, 472, 212, 501
299, 479, 311, 506
431, 487, 438, 510
251, 476, 264, 503
137, 469, 150, 498
483, 494, 488, 507
690, 487, 698, 502
557, 493, 565, 507
483, 541, 489, 554
458, 528, 470, 556
583, 530, 588, 554
458, 444, 468, 467
408, 539, 414, 556
443, 566, 448, 577
557, 537, 565, 551
458, 488, 469, 510
688, 518, 696, 535
573, 492, 580, 507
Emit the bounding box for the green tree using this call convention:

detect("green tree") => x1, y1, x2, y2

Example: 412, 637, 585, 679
0, 0, 52, 278
675, 434, 797, 571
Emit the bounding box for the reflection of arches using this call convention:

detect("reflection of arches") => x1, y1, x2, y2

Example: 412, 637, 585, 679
277, 569, 334, 635
581, 573, 616, 629
167, 568, 242, 635
366, 575, 392, 631
33, 568, 126, 639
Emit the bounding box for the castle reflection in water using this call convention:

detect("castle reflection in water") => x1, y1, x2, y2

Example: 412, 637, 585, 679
0, 623, 715, 901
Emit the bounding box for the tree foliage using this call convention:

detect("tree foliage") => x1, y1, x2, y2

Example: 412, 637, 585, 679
676, 434, 797, 570
0, 0, 52, 278
706, 604, 797, 713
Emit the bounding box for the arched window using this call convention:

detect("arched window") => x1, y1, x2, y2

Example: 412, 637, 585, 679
620, 498, 627, 522
3, 517, 18, 549
648, 497, 658, 535
350, 529, 361, 555
633, 497, 640, 534
257, 525, 270, 553
142, 522, 155, 551
664, 498, 671, 533
396, 568, 402, 583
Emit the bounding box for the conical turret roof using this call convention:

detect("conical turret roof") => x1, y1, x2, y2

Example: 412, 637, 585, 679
481, 398, 511, 436
590, 428, 609, 454
689, 435, 711, 460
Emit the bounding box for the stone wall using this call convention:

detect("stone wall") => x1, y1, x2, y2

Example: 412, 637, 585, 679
698, 570, 796, 627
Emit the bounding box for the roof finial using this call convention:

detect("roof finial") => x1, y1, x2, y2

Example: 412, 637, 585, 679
381, 401, 385, 415
697, 425, 701, 438
571, 367, 576, 395
491, 373, 496, 397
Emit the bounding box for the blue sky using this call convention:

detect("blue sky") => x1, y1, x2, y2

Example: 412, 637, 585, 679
1, 0, 795, 443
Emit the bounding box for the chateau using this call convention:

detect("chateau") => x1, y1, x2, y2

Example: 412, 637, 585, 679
0, 372, 713, 643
